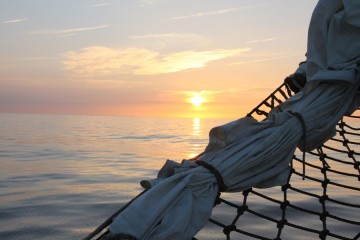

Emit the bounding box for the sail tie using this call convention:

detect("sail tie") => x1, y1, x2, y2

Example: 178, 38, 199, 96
289, 111, 307, 180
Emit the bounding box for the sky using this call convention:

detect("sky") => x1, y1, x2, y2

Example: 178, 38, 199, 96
0, 0, 318, 119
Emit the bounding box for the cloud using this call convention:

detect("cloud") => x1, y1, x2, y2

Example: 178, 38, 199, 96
139, 0, 170, 6
248, 37, 277, 44
3, 18, 29, 24
129, 33, 212, 49
170, 4, 267, 20
28, 25, 108, 36
167, 89, 241, 105
17, 57, 53, 61
88, 3, 111, 8
176, 89, 239, 98
230, 53, 297, 65
0, 57, 51, 62
170, 8, 240, 20
63, 46, 250, 76
129, 33, 205, 40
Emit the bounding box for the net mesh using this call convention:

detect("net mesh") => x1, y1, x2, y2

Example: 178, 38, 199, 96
194, 83, 360, 240
86, 82, 360, 240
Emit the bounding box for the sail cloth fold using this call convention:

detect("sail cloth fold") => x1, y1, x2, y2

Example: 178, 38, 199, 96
105, 1, 360, 239
108, 80, 358, 240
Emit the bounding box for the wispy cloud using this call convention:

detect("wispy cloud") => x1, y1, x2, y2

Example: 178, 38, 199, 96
175, 89, 239, 98
0, 56, 55, 63
3, 18, 29, 24
170, 4, 267, 20
170, 8, 239, 20
28, 25, 108, 36
248, 37, 277, 44
63, 46, 250, 76
18, 57, 53, 61
230, 53, 297, 65
129, 33, 201, 40
139, 0, 170, 6
88, 3, 111, 8
129, 33, 212, 49
167, 89, 240, 105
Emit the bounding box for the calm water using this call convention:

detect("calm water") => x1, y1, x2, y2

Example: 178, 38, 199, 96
0, 113, 227, 239
0, 113, 359, 240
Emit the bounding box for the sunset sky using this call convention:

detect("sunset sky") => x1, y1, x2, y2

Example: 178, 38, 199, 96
0, 0, 318, 119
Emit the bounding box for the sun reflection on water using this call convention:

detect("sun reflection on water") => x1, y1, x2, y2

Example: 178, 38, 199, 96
186, 117, 205, 159
192, 117, 201, 136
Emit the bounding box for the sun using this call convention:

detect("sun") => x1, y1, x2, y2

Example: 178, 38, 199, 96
189, 93, 205, 107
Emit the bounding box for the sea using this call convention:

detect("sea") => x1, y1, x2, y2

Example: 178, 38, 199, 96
0, 113, 359, 240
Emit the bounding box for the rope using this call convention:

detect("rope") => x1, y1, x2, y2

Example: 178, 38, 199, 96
82, 190, 148, 240
196, 160, 227, 205
198, 82, 360, 240
196, 160, 227, 192
85, 80, 360, 240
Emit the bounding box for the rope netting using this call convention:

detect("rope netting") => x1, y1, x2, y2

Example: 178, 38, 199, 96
194, 83, 360, 240
85, 82, 360, 240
